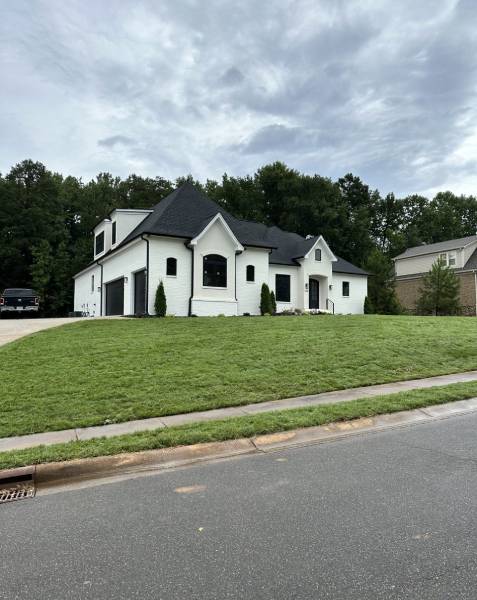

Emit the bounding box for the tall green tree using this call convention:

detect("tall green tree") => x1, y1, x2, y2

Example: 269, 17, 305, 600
364, 249, 401, 314
417, 258, 460, 316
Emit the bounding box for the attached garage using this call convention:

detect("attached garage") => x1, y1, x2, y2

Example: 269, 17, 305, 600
105, 278, 125, 316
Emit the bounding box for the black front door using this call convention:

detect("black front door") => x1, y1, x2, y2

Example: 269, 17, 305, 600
105, 278, 124, 316
309, 278, 319, 309
134, 270, 147, 315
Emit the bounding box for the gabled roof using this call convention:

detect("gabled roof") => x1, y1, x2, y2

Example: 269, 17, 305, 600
464, 247, 477, 270
113, 182, 366, 275
119, 182, 273, 250
393, 235, 477, 260
332, 256, 368, 275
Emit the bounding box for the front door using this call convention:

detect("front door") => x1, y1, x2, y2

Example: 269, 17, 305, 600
134, 270, 147, 315
309, 278, 319, 309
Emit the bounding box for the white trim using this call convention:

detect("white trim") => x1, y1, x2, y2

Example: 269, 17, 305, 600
192, 297, 237, 303
112, 209, 153, 215
190, 213, 244, 251
303, 235, 337, 262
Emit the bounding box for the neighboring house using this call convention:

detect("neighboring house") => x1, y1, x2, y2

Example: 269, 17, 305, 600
393, 235, 477, 315
74, 183, 368, 317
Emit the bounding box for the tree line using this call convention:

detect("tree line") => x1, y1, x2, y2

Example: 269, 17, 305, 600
1, 159, 476, 316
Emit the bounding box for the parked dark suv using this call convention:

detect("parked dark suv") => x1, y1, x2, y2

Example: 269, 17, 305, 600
0, 288, 40, 316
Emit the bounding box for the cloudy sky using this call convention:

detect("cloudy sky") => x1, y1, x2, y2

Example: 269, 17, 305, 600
1, 0, 477, 196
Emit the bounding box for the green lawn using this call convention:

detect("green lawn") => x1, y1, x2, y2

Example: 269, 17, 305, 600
2, 314, 477, 439
2, 380, 477, 470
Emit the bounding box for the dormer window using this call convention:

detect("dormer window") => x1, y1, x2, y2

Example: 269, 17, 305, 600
112, 222, 117, 245
315, 249, 321, 261
95, 232, 104, 255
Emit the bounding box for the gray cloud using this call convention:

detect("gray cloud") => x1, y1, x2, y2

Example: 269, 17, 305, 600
219, 67, 244, 87
98, 135, 135, 148
1, 0, 477, 196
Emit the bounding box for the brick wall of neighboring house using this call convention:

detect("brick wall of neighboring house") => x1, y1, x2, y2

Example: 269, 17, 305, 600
395, 272, 477, 315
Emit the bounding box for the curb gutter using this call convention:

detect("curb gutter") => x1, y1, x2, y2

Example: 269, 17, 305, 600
2, 397, 477, 497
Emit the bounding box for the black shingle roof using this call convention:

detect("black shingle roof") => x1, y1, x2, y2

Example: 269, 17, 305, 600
332, 256, 368, 276
116, 183, 366, 275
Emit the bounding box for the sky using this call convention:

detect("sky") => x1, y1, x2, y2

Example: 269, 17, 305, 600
1, 0, 477, 197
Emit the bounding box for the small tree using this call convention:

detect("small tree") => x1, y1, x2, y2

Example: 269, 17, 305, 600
154, 281, 167, 317
364, 296, 374, 314
260, 283, 272, 315
270, 290, 277, 314
364, 248, 401, 314
417, 258, 460, 316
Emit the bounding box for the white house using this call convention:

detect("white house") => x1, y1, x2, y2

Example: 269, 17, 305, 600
73, 183, 368, 316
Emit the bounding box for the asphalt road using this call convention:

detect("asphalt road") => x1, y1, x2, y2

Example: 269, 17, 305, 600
2, 413, 477, 600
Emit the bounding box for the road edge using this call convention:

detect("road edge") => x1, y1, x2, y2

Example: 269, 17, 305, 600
2, 397, 477, 496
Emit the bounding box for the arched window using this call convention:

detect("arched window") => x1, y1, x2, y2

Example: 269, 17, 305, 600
246, 265, 255, 282
203, 254, 227, 287
166, 257, 177, 276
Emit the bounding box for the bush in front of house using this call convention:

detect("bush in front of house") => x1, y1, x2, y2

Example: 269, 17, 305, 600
270, 290, 277, 314
154, 281, 167, 317
364, 296, 374, 314
260, 283, 273, 315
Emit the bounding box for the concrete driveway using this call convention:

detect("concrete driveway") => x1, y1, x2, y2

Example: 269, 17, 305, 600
0, 317, 85, 347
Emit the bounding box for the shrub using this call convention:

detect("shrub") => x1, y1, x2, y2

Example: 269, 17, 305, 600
364, 296, 374, 314
260, 283, 273, 315
154, 281, 167, 317
270, 290, 277, 314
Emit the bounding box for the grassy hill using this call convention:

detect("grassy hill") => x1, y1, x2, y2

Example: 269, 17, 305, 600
2, 314, 477, 438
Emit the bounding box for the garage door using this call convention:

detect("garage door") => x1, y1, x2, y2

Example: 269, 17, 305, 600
105, 278, 124, 316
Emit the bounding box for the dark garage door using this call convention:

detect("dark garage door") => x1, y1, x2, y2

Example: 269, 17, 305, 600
105, 278, 124, 316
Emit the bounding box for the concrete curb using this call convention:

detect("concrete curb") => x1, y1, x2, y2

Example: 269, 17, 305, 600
4, 396, 475, 496
3, 369, 477, 453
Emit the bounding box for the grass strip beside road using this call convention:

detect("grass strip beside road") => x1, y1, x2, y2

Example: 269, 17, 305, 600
1, 380, 477, 470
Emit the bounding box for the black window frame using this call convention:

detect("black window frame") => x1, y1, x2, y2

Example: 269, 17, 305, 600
315, 249, 321, 261
166, 257, 177, 277
246, 265, 255, 282
112, 221, 117, 245
275, 274, 291, 302
95, 231, 105, 255
342, 281, 350, 297
91, 274, 95, 292
203, 254, 227, 288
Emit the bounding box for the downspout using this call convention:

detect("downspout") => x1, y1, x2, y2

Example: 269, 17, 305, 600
94, 259, 104, 316
474, 270, 477, 317
99, 262, 103, 316
141, 235, 150, 315
187, 243, 194, 316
